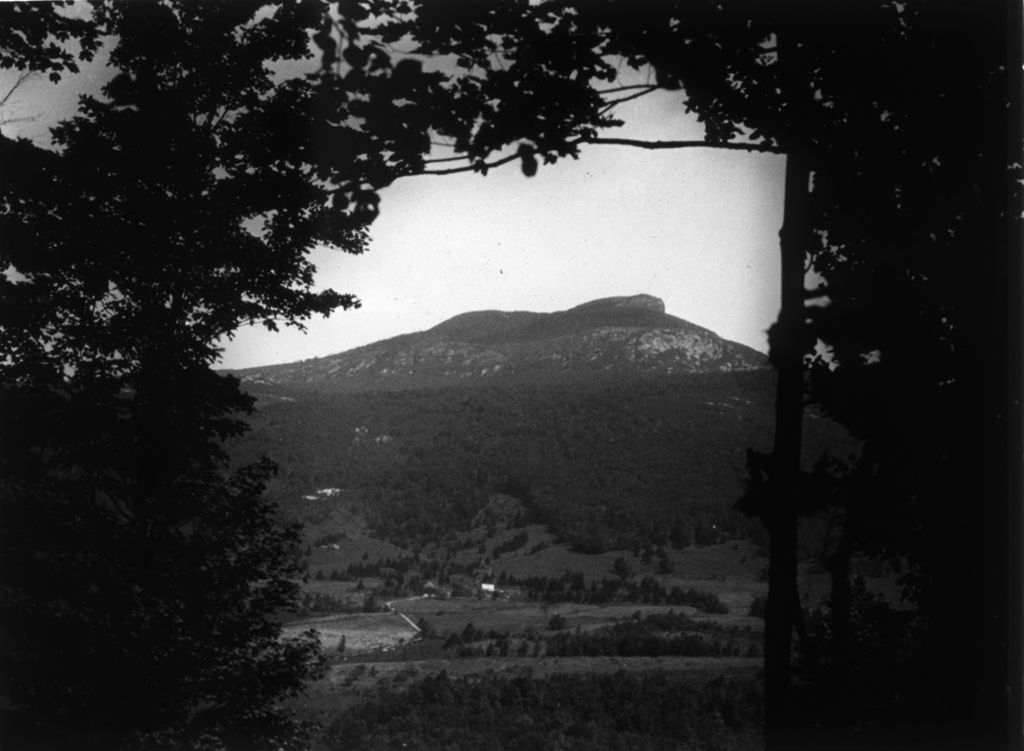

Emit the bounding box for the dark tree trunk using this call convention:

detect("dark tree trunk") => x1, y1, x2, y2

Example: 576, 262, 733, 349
764, 147, 811, 744
825, 527, 852, 697
946, 1, 1020, 739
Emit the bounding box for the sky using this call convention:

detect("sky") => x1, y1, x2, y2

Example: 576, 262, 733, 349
220, 88, 785, 369
1, 44, 786, 372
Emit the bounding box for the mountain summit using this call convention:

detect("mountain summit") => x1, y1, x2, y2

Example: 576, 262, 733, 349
233, 294, 767, 391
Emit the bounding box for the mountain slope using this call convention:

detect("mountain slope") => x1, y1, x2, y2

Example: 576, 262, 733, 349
229, 369, 850, 553
231, 294, 767, 391
230, 370, 779, 551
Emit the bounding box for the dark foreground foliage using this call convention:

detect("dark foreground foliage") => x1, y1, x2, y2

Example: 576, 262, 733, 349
324, 671, 762, 751
0, 0, 370, 745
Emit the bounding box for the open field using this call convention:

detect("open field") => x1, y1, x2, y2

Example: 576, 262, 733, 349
282, 612, 418, 652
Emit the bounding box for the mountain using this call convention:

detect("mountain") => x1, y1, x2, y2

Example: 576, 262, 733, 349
230, 294, 768, 391
225, 295, 848, 554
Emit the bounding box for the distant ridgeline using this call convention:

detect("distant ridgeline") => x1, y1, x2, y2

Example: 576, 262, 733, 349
226, 296, 846, 552
229, 294, 768, 392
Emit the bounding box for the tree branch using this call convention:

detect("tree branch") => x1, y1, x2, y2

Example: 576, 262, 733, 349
415, 151, 522, 176
422, 153, 475, 165
584, 137, 785, 154
405, 134, 786, 180
599, 87, 660, 114
0, 70, 36, 109
0, 70, 40, 125
595, 84, 658, 95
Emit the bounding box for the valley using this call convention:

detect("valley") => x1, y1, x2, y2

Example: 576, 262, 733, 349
280, 530, 896, 750
225, 295, 868, 749
283, 538, 774, 749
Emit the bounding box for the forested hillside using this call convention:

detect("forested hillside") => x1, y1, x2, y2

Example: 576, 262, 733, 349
231, 371, 850, 552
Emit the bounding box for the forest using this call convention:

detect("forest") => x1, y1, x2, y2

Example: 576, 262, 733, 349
233, 371, 847, 554
325, 671, 762, 751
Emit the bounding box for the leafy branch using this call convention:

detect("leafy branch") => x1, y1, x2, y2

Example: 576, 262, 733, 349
411, 136, 783, 178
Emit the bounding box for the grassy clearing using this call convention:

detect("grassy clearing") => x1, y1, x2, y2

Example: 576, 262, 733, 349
283, 612, 417, 653
390, 596, 552, 635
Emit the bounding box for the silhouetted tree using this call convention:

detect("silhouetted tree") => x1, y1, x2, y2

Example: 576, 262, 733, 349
0, 1, 418, 747
799, 2, 1022, 733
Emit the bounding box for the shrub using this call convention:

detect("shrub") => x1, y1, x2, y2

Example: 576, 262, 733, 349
749, 594, 767, 618
613, 557, 632, 579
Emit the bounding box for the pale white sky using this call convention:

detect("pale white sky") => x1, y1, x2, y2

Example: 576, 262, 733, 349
219, 91, 785, 369
1, 52, 785, 371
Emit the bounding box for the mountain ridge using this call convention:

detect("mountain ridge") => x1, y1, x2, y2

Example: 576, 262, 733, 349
230, 294, 768, 391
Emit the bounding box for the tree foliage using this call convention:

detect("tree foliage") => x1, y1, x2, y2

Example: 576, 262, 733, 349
0, 2, 102, 80
0, 1, 415, 746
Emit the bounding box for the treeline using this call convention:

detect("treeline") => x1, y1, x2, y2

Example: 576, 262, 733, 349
231, 372, 846, 551
314, 555, 480, 586
309, 561, 731, 610
500, 570, 730, 612
544, 611, 757, 659
323, 670, 762, 750
442, 610, 758, 660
